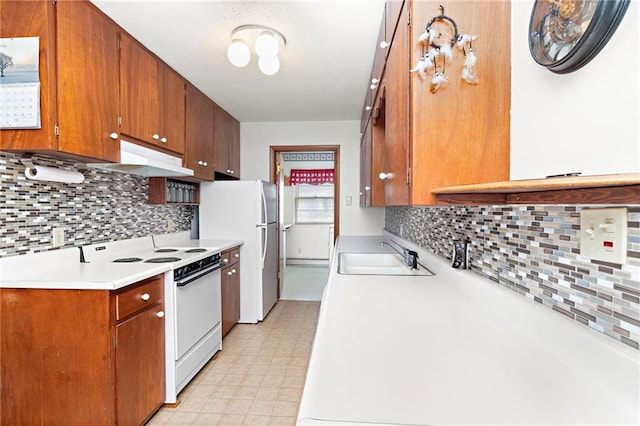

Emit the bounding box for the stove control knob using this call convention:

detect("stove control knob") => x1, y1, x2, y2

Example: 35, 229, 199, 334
141, 293, 150, 301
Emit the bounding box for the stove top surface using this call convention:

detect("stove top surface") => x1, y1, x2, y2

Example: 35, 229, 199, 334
82, 236, 218, 267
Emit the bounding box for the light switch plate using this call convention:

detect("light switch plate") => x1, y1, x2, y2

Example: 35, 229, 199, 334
580, 207, 628, 264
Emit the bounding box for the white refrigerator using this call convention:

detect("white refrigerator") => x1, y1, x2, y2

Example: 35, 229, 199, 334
199, 180, 278, 323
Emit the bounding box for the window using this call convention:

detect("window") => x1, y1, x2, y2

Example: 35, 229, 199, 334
295, 184, 334, 224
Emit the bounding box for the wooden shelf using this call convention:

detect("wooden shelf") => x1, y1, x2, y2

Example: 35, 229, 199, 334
148, 177, 199, 205
432, 173, 640, 205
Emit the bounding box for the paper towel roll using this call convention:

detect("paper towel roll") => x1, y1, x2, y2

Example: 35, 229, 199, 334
24, 166, 85, 184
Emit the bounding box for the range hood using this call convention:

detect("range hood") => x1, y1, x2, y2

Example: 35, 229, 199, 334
88, 140, 194, 177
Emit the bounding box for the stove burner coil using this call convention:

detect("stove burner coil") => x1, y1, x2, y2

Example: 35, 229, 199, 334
185, 248, 207, 253
145, 257, 182, 263
113, 257, 143, 263
155, 248, 179, 253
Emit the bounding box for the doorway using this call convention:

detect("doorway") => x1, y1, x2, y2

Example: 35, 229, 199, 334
269, 145, 340, 301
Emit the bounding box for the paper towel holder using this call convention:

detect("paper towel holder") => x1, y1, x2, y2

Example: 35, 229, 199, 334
20, 155, 86, 184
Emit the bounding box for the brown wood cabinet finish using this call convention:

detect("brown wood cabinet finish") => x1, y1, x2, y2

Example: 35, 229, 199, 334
0, 0, 120, 162
120, 33, 186, 155
213, 105, 241, 179
359, 0, 511, 207
184, 83, 215, 181
409, 0, 511, 205
221, 247, 241, 337
0, 276, 165, 425
382, 2, 411, 206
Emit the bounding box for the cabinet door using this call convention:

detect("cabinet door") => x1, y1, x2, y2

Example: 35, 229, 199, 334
214, 104, 240, 178
382, 3, 410, 206
161, 66, 186, 154
185, 84, 215, 180
115, 303, 165, 425
56, 0, 120, 161
120, 33, 161, 146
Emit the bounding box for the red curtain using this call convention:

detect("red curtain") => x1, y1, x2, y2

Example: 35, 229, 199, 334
289, 169, 334, 185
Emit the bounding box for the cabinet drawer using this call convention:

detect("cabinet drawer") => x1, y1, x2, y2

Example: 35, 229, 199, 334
115, 275, 163, 321
221, 247, 240, 267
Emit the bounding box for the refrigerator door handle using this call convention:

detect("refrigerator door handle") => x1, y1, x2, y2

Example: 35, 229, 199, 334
259, 225, 267, 269
260, 184, 268, 226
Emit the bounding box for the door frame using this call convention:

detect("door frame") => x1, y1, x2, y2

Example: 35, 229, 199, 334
269, 145, 340, 239
269, 145, 340, 296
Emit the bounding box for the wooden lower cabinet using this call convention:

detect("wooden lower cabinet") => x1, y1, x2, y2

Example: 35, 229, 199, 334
221, 247, 241, 337
0, 276, 165, 425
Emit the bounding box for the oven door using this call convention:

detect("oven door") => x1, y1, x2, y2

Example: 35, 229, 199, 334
174, 264, 222, 360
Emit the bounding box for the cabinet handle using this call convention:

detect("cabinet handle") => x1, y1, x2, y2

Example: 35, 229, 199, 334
234, 253, 239, 258
198, 161, 208, 166
380, 41, 390, 49
227, 169, 235, 174
156, 311, 165, 318
141, 293, 151, 301
223, 258, 229, 263
152, 134, 160, 140
370, 83, 378, 90
365, 186, 371, 191
371, 78, 379, 84
227, 271, 233, 276
365, 106, 372, 111
109, 132, 118, 140
160, 137, 167, 143
231, 269, 237, 274
378, 172, 394, 180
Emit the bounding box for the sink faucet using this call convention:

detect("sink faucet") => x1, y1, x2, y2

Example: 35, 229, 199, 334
381, 240, 419, 270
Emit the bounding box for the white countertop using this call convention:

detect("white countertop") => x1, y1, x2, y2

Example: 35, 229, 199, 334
298, 235, 640, 425
0, 238, 243, 290
0, 247, 170, 290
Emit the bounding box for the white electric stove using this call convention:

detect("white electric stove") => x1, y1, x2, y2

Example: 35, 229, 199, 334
81, 236, 223, 404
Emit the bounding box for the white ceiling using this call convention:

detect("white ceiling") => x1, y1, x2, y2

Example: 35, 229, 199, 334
91, 0, 386, 123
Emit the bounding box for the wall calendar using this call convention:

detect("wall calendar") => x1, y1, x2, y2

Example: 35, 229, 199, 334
0, 37, 41, 129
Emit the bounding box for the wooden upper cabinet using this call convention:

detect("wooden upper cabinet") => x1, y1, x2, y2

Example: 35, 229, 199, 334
410, 0, 511, 205
213, 104, 241, 179
120, 33, 185, 155
184, 83, 215, 181
0, 0, 120, 162
381, 2, 410, 206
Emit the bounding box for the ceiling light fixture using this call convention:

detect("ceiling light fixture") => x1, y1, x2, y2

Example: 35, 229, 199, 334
227, 25, 286, 76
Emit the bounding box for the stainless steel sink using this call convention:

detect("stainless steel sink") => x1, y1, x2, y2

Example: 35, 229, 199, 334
337, 253, 435, 276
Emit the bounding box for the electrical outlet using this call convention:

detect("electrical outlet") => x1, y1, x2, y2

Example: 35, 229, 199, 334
52, 227, 65, 247
580, 207, 628, 264
167, 218, 175, 232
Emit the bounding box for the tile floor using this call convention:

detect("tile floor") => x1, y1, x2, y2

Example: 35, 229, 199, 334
147, 300, 321, 426
279, 265, 329, 302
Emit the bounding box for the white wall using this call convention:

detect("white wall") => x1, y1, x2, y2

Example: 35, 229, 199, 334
511, 0, 640, 179
240, 120, 385, 236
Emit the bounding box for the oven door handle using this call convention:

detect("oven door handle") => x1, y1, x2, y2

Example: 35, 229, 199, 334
176, 263, 223, 287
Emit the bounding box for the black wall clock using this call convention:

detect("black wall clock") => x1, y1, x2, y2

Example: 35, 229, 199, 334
529, 0, 630, 73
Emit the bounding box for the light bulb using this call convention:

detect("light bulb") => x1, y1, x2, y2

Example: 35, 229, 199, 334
258, 54, 280, 75
255, 31, 279, 57
227, 39, 250, 67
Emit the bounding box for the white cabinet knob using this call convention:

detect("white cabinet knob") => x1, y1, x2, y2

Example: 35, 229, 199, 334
365, 106, 372, 111
156, 311, 165, 318
234, 253, 239, 258
378, 172, 394, 180
141, 293, 150, 301
227, 271, 233, 276
365, 186, 371, 191
223, 258, 229, 263
370, 83, 378, 90
152, 134, 160, 140
231, 268, 237, 274
160, 137, 167, 143
198, 160, 209, 166
380, 41, 390, 49
109, 132, 118, 140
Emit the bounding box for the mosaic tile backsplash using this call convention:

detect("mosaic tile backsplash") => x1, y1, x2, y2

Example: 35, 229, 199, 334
386, 205, 640, 350
0, 152, 194, 257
